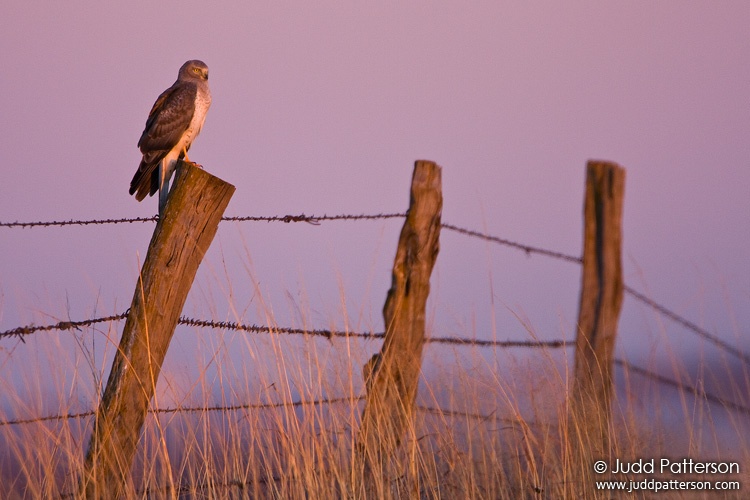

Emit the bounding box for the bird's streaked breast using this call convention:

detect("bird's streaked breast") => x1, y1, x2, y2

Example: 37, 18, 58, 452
183, 86, 211, 148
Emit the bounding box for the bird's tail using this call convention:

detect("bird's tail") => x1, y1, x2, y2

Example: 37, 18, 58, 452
129, 153, 164, 201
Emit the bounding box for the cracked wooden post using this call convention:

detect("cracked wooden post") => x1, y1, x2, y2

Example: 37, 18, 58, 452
570, 160, 625, 462
81, 162, 235, 499
356, 160, 442, 494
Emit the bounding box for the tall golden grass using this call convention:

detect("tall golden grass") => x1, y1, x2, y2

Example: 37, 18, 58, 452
1, 276, 748, 498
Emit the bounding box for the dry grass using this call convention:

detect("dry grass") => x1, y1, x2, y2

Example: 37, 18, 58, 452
1, 269, 748, 498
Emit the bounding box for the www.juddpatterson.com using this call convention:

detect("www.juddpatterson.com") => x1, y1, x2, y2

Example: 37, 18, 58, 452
593, 459, 741, 493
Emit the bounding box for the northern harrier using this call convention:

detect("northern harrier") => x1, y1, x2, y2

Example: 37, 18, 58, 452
129, 60, 211, 215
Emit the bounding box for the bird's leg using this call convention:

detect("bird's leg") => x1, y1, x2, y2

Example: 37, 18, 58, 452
158, 160, 169, 217
183, 147, 204, 169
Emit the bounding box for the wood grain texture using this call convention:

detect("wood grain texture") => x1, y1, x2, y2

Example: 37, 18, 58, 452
571, 160, 626, 459
82, 162, 235, 499
356, 160, 442, 492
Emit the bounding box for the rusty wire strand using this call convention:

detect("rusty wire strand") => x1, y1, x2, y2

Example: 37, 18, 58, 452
177, 316, 570, 348
54, 399, 517, 497
0, 212, 406, 228
616, 359, 750, 416
0, 396, 360, 428
0, 410, 96, 427
2, 290, 745, 365
0, 313, 129, 342
0, 216, 159, 228
623, 285, 750, 365
154, 395, 361, 416
4, 358, 747, 429
0, 395, 509, 428
176, 317, 385, 341
0, 212, 579, 263
1, 213, 747, 373
222, 212, 407, 224
1, 313, 570, 350
4, 313, 746, 422
440, 222, 582, 263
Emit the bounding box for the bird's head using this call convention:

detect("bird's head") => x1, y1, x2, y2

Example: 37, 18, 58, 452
179, 60, 209, 81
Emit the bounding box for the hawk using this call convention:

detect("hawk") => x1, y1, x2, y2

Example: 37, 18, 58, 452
129, 60, 211, 215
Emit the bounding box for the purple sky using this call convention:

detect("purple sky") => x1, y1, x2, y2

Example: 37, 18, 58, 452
1, 3, 748, 434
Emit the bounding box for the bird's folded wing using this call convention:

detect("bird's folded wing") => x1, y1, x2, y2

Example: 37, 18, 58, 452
138, 81, 198, 153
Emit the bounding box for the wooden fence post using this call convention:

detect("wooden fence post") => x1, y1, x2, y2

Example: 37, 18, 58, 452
570, 160, 625, 459
356, 160, 442, 494
81, 162, 235, 499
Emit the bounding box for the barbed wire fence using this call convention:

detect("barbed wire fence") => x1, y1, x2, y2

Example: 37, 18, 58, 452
1, 212, 748, 427
0, 389, 556, 429
1, 313, 747, 428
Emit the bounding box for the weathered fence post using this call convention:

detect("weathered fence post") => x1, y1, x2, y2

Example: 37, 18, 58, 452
570, 160, 625, 460
356, 160, 442, 495
81, 162, 235, 499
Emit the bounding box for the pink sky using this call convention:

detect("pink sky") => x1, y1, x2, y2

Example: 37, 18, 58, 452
1, 2, 748, 429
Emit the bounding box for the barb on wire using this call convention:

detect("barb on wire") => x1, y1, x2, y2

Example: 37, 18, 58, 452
0, 396, 520, 429
0, 313, 128, 342
0, 410, 96, 427
0, 396, 361, 428
440, 222, 582, 263
1, 212, 407, 229
6, 362, 749, 429
2, 313, 567, 351
223, 212, 407, 225
2, 209, 746, 363
3, 292, 744, 365
0, 216, 158, 228
55, 400, 524, 498
416, 405, 537, 428
427, 336, 571, 348
616, 358, 750, 416
177, 317, 385, 341
177, 316, 569, 349
153, 395, 362, 416
442, 223, 749, 363
624, 285, 750, 365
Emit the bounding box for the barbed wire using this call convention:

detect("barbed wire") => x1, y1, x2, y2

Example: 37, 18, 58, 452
176, 317, 384, 342
1, 211, 747, 362
222, 212, 407, 224
0, 409, 96, 427
4, 360, 747, 429
178, 316, 572, 348
0, 212, 406, 228
0, 211, 579, 263
623, 285, 750, 365
0, 395, 511, 428
2, 300, 746, 365
5, 314, 746, 421
0, 216, 159, 228
440, 223, 582, 263
0, 211, 581, 262
3, 314, 746, 416
3, 297, 745, 363
1, 313, 571, 350
54, 399, 524, 498
0, 396, 360, 428
6, 297, 745, 364
615, 359, 750, 416
0, 313, 129, 343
